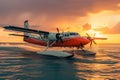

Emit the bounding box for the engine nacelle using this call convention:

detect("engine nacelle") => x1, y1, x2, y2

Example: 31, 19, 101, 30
48, 33, 57, 41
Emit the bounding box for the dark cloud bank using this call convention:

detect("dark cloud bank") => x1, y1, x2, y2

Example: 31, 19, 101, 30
0, 0, 120, 33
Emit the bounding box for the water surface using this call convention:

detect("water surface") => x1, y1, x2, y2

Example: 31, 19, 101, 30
0, 44, 119, 80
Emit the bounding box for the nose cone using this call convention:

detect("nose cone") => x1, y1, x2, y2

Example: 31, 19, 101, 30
78, 37, 90, 45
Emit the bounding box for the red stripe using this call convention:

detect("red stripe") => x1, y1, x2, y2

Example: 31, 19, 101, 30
24, 37, 90, 47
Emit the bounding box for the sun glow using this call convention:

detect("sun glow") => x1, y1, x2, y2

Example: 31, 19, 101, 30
86, 29, 104, 37
85, 11, 120, 43
88, 11, 120, 29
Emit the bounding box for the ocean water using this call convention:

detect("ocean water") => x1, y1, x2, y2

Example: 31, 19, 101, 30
0, 44, 120, 80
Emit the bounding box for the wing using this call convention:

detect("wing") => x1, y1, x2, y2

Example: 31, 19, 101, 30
94, 37, 107, 40
3, 26, 49, 35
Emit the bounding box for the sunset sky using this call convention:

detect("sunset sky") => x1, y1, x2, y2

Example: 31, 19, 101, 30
0, 0, 120, 43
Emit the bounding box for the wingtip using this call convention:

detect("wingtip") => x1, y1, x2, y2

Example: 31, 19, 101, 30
3, 25, 12, 29
3, 26, 9, 29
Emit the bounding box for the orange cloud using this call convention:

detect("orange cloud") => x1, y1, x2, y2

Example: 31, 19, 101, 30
82, 23, 92, 31
94, 22, 120, 34
110, 22, 120, 34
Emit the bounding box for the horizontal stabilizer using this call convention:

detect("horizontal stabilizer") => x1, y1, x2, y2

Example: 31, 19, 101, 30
9, 34, 29, 37
4, 26, 49, 34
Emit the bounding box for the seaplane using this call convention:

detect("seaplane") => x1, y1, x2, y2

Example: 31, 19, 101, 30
3, 20, 107, 58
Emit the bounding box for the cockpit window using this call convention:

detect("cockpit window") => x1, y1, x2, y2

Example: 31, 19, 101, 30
70, 33, 79, 35
62, 32, 79, 37
63, 33, 69, 37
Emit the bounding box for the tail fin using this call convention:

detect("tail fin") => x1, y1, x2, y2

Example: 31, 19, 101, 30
24, 20, 29, 40
24, 20, 29, 29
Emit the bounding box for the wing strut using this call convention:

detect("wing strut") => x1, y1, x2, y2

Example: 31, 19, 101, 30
42, 40, 56, 52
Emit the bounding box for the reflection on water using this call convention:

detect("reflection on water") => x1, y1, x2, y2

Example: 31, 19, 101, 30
0, 44, 120, 80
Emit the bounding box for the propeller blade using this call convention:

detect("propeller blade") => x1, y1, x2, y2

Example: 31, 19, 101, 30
93, 40, 97, 44
57, 28, 59, 33
86, 33, 90, 37
56, 38, 64, 44
60, 38, 64, 44
93, 33, 96, 37
90, 41, 92, 47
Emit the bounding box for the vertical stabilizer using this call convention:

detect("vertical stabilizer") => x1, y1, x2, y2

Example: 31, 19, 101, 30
24, 20, 29, 40
24, 20, 29, 29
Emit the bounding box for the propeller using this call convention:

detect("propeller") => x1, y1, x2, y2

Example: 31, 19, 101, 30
86, 33, 96, 47
56, 28, 63, 44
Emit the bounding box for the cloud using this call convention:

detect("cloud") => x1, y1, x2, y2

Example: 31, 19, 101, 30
0, 0, 120, 31
110, 22, 120, 34
94, 22, 120, 34
82, 23, 91, 31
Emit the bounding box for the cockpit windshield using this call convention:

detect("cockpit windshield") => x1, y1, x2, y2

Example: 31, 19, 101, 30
69, 32, 79, 35
62, 32, 79, 37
